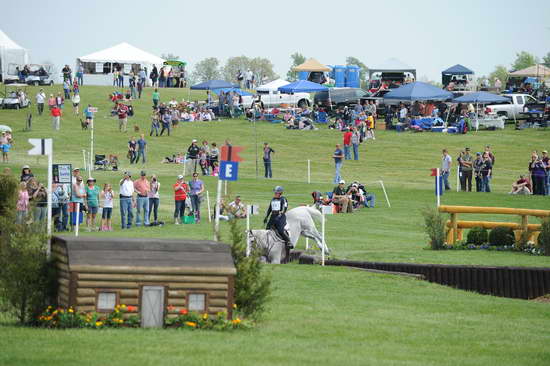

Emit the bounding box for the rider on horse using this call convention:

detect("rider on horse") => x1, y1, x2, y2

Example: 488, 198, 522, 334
263, 186, 291, 249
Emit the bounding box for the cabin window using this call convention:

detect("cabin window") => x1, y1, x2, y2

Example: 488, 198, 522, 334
188, 293, 206, 312
97, 292, 117, 312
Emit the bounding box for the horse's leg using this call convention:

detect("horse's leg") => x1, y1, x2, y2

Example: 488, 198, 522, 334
302, 228, 330, 254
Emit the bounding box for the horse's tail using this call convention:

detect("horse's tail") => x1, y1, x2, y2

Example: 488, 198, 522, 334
305, 206, 323, 222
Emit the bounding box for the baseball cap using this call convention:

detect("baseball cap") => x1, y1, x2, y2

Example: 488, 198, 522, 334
339, 180, 346, 184
22, 165, 30, 169
177, 174, 184, 179
542, 150, 548, 153
476, 152, 481, 155
140, 170, 147, 176
465, 147, 470, 151
352, 183, 358, 187
87, 177, 96, 182
73, 167, 80, 171
192, 139, 197, 143
123, 171, 131, 176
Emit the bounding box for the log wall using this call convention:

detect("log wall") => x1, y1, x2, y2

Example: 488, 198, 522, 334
299, 256, 550, 300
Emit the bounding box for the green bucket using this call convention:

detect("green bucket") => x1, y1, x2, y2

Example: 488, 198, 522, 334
183, 214, 195, 224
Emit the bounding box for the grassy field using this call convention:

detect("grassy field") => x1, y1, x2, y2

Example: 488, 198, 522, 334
0, 83, 549, 365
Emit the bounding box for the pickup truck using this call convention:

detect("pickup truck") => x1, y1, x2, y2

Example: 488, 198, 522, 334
240, 90, 311, 109
485, 93, 539, 119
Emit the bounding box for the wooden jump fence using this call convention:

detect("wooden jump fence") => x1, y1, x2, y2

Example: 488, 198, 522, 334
438, 205, 550, 245
298, 255, 550, 299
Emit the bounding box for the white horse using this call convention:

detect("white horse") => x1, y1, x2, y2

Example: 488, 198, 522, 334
248, 206, 330, 264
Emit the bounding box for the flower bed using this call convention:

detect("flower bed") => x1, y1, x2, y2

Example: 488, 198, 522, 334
440, 242, 544, 256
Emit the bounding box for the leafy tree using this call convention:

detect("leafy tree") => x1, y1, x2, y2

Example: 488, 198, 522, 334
542, 52, 550, 68
489, 65, 509, 86
222, 56, 251, 83
346, 56, 368, 88
511, 51, 539, 71
161, 53, 179, 61
249, 57, 277, 84
192, 57, 221, 82
286, 52, 306, 81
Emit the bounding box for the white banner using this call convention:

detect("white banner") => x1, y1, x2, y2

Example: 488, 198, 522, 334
95, 63, 103, 73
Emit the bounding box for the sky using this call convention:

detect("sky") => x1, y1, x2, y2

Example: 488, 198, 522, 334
2, 0, 549, 82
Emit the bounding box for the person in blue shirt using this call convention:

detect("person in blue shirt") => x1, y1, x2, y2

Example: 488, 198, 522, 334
135, 134, 147, 164
83, 104, 94, 128
333, 144, 344, 184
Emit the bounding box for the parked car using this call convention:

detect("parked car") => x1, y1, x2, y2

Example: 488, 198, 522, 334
314, 88, 367, 110
239, 90, 311, 109
1, 84, 31, 109
485, 93, 539, 119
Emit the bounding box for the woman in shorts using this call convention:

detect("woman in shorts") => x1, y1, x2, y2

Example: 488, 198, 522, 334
85, 177, 100, 231
100, 183, 114, 231
72, 92, 80, 115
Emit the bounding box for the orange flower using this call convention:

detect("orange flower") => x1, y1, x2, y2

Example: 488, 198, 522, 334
185, 321, 197, 328
127, 306, 137, 312
179, 309, 188, 315
232, 318, 241, 325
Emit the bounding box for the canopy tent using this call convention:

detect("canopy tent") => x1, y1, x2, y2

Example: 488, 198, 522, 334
293, 58, 331, 72
383, 81, 452, 101
368, 58, 416, 79
509, 64, 550, 78
0, 29, 29, 82
278, 80, 328, 93
452, 91, 508, 104
212, 87, 253, 96
442, 64, 474, 75
190, 80, 238, 90
256, 78, 290, 92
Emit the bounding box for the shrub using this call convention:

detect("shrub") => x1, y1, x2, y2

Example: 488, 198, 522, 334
538, 220, 550, 256
421, 207, 447, 250
488, 226, 515, 247
466, 227, 488, 245
228, 219, 272, 320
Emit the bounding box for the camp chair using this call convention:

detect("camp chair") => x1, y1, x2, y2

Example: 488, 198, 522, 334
94, 155, 108, 170
316, 111, 328, 123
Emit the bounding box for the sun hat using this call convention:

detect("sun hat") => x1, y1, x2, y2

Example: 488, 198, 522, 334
339, 180, 346, 184
22, 165, 30, 169
87, 177, 96, 182
177, 174, 184, 179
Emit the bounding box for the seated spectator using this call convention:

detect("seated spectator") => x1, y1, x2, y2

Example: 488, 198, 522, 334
509, 175, 532, 195
228, 196, 247, 219
332, 180, 352, 213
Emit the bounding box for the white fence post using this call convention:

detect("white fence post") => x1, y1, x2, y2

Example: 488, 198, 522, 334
206, 191, 211, 223
307, 159, 311, 184
379, 180, 391, 208
321, 213, 325, 266
246, 205, 251, 257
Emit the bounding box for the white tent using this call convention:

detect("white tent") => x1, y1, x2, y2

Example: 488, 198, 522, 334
256, 78, 290, 92
0, 29, 29, 82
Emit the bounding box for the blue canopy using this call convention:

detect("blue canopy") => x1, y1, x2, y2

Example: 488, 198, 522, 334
452, 91, 509, 104
190, 80, 238, 90
278, 80, 328, 93
383, 82, 453, 101
212, 88, 253, 96
442, 64, 474, 75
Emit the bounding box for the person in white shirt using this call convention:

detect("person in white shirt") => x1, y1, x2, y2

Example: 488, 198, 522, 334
148, 174, 161, 225
441, 149, 452, 191
36, 89, 46, 116
119, 171, 135, 229
228, 196, 247, 219
72, 93, 81, 115
399, 105, 408, 123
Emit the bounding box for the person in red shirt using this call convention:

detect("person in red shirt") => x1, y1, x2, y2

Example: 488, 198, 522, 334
509, 175, 531, 195
51, 105, 62, 130
173, 175, 189, 225
343, 128, 353, 160
117, 102, 129, 132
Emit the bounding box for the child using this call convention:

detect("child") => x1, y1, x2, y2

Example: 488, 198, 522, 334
2, 140, 10, 163
100, 183, 114, 231
211, 161, 219, 177
16, 181, 29, 224
366, 113, 375, 140
199, 150, 209, 175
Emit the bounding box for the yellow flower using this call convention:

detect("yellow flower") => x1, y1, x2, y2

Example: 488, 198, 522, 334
59, 309, 64, 313
120, 304, 127, 309
47, 306, 52, 309
185, 321, 197, 328
95, 321, 103, 327
232, 303, 237, 309
202, 313, 208, 320
232, 318, 241, 325
68, 308, 74, 313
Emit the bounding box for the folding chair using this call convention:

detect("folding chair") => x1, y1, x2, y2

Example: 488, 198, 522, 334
94, 154, 108, 170
316, 111, 328, 123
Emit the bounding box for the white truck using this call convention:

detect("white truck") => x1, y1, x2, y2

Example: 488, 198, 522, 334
485, 93, 539, 119
238, 79, 311, 109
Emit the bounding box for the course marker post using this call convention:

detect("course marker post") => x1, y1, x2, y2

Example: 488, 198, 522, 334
321, 213, 325, 266
379, 180, 391, 208
206, 190, 211, 223
307, 160, 311, 184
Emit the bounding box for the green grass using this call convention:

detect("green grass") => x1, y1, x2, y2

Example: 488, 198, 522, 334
1, 84, 550, 365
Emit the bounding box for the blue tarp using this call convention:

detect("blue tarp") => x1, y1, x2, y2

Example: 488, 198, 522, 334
190, 80, 238, 90
212, 88, 253, 96
383, 82, 453, 101
452, 91, 509, 104
442, 64, 474, 75
278, 80, 328, 93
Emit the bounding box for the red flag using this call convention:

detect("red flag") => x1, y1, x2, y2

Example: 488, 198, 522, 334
430, 168, 438, 176
220, 145, 244, 162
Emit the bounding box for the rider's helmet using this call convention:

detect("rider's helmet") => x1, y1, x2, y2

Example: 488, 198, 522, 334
273, 186, 284, 193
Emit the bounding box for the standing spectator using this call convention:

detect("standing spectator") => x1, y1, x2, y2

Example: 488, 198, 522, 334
85, 177, 100, 231
152, 88, 160, 107
134, 171, 150, 227
138, 68, 146, 86
70, 175, 86, 230
113, 70, 119, 87
494, 78, 502, 91
56, 92, 64, 109
173, 175, 189, 225
459, 147, 473, 192
246, 69, 253, 89
76, 64, 84, 85
118, 70, 124, 88
128, 136, 137, 164
62, 65, 72, 83
72, 92, 80, 115
100, 183, 114, 231
189, 172, 205, 223
83, 104, 94, 128
137, 79, 143, 99
150, 66, 159, 87
119, 171, 135, 229
29, 179, 48, 223
541, 150, 549, 195
53, 183, 69, 231
332, 180, 352, 213
1, 132, 10, 163
529, 154, 547, 195
210, 142, 219, 171
160, 110, 171, 136
35, 89, 46, 116
263, 142, 275, 178
117, 102, 129, 132
16, 181, 29, 224
51, 105, 62, 131
135, 134, 147, 164
399, 104, 408, 123
343, 128, 352, 160
63, 79, 71, 99
480, 152, 493, 192
351, 127, 360, 160
20, 165, 34, 182
187, 139, 200, 173
48, 94, 56, 110
72, 78, 79, 95
441, 149, 452, 190
484, 145, 495, 165
150, 108, 160, 136
473, 152, 484, 192
148, 175, 160, 225
333, 144, 344, 184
